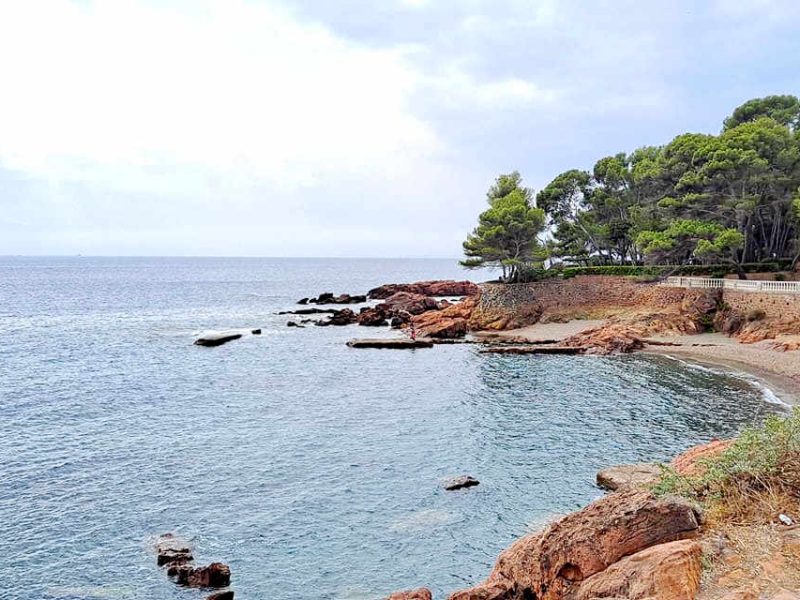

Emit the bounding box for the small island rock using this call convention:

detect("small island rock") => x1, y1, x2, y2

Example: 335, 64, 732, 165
444, 475, 480, 491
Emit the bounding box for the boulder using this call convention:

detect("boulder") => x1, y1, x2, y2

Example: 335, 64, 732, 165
387, 589, 433, 600
382, 292, 439, 315
671, 439, 732, 476
563, 324, 646, 355
155, 534, 193, 566
168, 562, 231, 588
411, 297, 476, 339
368, 280, 479, 299
298, 297, 309, 305
448, 490, 700, 600
357, 307, 389, 327
251, 328, 261, 335
207, 592, 235, 600
569, 539, 702, 600
444, 475, 480, 491
596, 463, 662, 491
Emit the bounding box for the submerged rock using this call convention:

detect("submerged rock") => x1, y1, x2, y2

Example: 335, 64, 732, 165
206, 591, 235, 600
596, 463, 662, 491
444, 475, 480, 491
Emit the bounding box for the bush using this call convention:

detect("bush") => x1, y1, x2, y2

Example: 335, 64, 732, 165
653, 410, 800, 524
746, 309, 767, 322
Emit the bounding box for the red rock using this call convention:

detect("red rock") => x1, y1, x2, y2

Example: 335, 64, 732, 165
569, 539, 702, 600
357, 307, 389, 326
387, 588, 433, 600
448, 490, 700, 600
368, 280, 479, 299
671, 439, 733, 476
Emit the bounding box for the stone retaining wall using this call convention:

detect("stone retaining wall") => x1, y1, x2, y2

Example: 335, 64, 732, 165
478, 276, 800, 320
724, 290, 800, 321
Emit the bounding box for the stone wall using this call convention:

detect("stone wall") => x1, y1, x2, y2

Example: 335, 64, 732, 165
724, 290, 800, 321
478, 275, 799, 321
478, 276, 704, 315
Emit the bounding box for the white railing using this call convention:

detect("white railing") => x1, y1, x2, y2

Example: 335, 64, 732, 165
662, 276, 800, 294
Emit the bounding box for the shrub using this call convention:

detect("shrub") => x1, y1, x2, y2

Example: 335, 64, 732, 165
746, 309, 767, 322
653, 410, 800, 525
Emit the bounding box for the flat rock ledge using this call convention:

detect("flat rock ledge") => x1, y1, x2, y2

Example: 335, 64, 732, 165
479, 345, 585, 355
596, 463, 663, 491
347, 338, 434, 349
444, 475, 480, 491
194, 331, 243, 347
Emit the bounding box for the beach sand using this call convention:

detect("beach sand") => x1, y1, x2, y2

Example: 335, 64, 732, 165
475, 320, 800, 405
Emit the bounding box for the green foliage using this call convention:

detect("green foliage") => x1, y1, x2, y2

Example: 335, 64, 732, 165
534, 95, 800, 271
462, 173, 546, 282
723, 95, 800, 131
653, 410, 800, 506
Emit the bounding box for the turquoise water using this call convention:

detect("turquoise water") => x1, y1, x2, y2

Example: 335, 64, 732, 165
0, 257, 786, 600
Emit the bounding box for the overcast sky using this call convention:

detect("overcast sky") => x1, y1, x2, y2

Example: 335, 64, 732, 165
1, 0, 798, 257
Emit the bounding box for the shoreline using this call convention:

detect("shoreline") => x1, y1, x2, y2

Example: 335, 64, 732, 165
641, 344, 799, 407
482, 321, 800, 407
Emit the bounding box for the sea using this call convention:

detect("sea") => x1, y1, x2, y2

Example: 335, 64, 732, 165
0, 256, 788, 600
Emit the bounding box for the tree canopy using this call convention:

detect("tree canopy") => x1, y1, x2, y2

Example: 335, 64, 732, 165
461, 172, 546, 282
536, 95, 800, 272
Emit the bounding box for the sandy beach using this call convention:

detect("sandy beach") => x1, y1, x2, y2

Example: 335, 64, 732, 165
476, 320, 800, 405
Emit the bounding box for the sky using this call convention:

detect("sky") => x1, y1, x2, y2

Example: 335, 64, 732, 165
0, 0, 798, 257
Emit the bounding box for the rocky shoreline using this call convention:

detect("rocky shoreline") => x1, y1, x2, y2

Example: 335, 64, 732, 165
386, 438, 800, 600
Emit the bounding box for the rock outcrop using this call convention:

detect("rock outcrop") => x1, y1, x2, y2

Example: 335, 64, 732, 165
368, 280, 479, 299
315, 308, 357, 326
194, 331, 244, 347
563, 323, 647, 355
569, 539, 701, 600
411, 297, 477, 339
448, 490, 701, 600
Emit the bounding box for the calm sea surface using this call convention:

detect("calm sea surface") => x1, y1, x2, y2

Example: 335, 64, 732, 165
0, 257, 787, 600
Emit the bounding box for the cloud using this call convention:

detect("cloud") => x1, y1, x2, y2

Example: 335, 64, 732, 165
0, 0, 441, 191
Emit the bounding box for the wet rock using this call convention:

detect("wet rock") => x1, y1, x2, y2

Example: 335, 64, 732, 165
206, 591, 235, 600
298, 297, 309, 305
368, 280, 479, 299
316, 309, 357, 326
571, 539, 702, 600
448, 490, 700, 600
347, 338, 433, 349
278, 308, 336, 315
287, 321, 305, 328
444, 476, 480, 491
168, 562, 231, 588
155, 534, 193, 566
194, 331, 243, 347
596, 463, 662, 491
251, 328, 261, 335
390, 316, 405, 329
306, 293, 367, 304
387, 589, 432, 600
